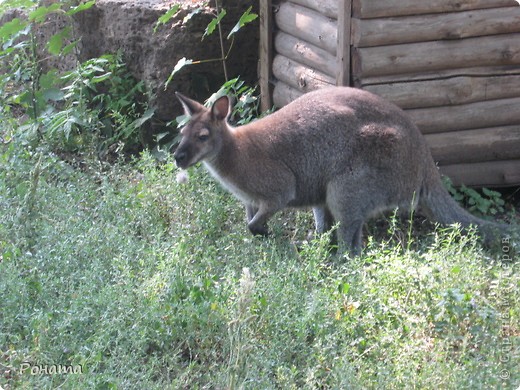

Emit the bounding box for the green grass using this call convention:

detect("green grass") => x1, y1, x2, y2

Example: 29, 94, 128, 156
0, 148, 518, 389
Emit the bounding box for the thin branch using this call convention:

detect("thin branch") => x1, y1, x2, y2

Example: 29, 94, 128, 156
214, 0, 228, 81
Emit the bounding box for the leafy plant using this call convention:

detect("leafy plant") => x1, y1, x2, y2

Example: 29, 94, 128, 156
1, 0, 153, 154
0, 1, 96, 120
82, 52, 153, 153
23, 53, 152, 153
431, 288, 496, 336
443, 176, 505, 216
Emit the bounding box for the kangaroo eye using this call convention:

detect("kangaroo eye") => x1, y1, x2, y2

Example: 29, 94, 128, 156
197, 128, 210, 142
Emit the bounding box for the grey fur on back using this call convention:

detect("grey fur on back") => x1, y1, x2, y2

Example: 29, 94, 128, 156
174, 86, 508, 255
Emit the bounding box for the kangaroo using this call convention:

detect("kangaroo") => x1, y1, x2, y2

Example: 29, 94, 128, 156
173, 86, 507, 255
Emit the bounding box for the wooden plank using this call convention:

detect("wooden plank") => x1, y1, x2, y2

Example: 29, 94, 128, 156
439, 160, 520, 187
365, 74, 520, 109
406, 97, 520, 134
426, 126, 520, 165
356, 65, 520, 87
352, 0, 519, 19
274, 31, 337, 78
352, 33, 520, 79
272, 81, 304, 107
336, 0, 352, 86
289, 0, 338, 19
259, 0, 273, 112
274, 1, 337, 55
272, 54, 335, 93
351, 7, 520, 48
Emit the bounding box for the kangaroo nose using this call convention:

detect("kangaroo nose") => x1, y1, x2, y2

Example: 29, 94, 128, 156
174, 150, 187, 165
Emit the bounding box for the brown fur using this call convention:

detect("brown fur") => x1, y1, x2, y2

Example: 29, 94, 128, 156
174, 87, 508, 255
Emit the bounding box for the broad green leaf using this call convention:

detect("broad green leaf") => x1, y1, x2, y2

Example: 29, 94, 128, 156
42, 88, 64, 102
0, 18, 27, 41
29, 3, 62, 23
48, 33, 63, 55
131, 108, 155, 128
164, 57, 193, 89
221, 77, 241, 89
47, 27, 71, 55
39, 70, 62, 95
61, 40, 78, 56
154, 4, 181, 32
227, 7, 257, 39
66, 0, 96, 16
203, 9, 226, 39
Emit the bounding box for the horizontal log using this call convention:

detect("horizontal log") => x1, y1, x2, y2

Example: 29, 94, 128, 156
355, 65, 520, 87
426, 126, 520, 165
352, 33, 520, 79
352, 0, 519, 19
274, 32, 337, 78
272, 81, 304, 108
439, 159, 520, 187
275, 1, 337, 55
289, 0, 338, 19
364, 74, 520, 109
406, 97, 520, 134
272, 55, 335, 93
352, 7, 520, 48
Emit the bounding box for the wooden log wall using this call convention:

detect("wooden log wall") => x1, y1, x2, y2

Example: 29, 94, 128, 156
271, 1, 339, 107
353, 0, 520, 187
262, 0, 520, 187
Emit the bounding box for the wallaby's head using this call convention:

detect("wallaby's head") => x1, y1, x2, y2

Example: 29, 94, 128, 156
174, 92, 231, 169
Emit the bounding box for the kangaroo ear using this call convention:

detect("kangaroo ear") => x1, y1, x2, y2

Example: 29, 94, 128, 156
211, 96, 230, 121
175, 92, 205, 116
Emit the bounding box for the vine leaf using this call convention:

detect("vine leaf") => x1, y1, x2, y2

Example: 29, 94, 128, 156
66, 0, 96, 16
154, 4, 181, 33
203, 9, 226, 39
227, 7, 257, 39
47, 27, 71, 55
28, 3, 61, 23
165, 57, 193, 89
0, 18, 27, 42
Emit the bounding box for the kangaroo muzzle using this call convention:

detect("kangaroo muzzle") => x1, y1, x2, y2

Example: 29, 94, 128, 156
174, 149, 189, 168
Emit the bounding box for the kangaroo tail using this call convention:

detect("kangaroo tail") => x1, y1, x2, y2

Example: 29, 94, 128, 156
419, 171, 510, 247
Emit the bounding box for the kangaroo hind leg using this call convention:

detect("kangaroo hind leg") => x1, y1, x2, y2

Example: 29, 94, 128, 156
326, 184, 368, 257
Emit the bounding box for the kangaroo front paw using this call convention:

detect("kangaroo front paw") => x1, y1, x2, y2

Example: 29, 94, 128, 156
248, 223, 269, 237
